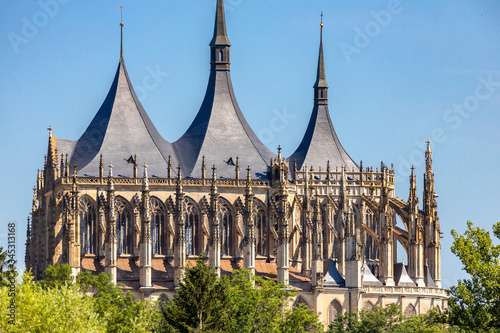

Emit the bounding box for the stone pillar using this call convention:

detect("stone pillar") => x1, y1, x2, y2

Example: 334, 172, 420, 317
174, 166, 186, 287
270, 148, 290, 285
209, 166, 221, 276
243, 167, 255, 275
311, 193, 324, 288
68, 179, 80, 278
345, 202, 362, 288
408, 167, 425, 287
105, 164, 117, 285
378, 168, 395, 286
140, 164, 153, 288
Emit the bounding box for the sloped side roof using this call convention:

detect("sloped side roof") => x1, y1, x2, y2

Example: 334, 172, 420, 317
424, 264, 438, 288
289, 104, 358, 172
62, 61, 178, 177
394, 263, 416, 287
174, 71, 275, 179
323, 260, 345, 287
363, 263, 383, 286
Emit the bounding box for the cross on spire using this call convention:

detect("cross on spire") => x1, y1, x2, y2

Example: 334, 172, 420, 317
120, 6, 124, 62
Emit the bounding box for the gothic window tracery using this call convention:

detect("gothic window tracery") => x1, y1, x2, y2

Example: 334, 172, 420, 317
292, 296, 309, 310
328, 300, 342, 324
363, 301, 374, 311
150, 197, 166, 255
219, 198, 233, 256
185, 197, 199, 256
115, 196, 132, 255
79, 196, 97, 255
404, 304, 417, 317
254, 201, 267, 256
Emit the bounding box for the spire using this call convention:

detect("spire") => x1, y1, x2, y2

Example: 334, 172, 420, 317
210, 0, 230, 47
425, 138, 433, 173
289, 12, 357, 172
210, 0, 231, 71
174, 0, 275, 179
120, 7, 124, 62
314, 12, 328, 105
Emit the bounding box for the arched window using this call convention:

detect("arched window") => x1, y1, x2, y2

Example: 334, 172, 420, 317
363, 301, 374, 311
219, 199, 233, 256
115, 197, 132, 255
219, 49, 224, 62
79, 196, 97, 255
150, 197, 165, 255
255, 203, 267, 256
328, 300, 342, 324
404, 304, 417, 317
185, 198, 199, 256
293, 297, 309, 311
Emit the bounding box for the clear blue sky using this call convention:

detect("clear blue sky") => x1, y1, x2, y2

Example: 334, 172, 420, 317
1, 0, 499, 289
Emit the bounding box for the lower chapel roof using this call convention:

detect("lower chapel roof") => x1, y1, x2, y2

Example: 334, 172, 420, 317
52, 2, 358, 180
81, 257, 313, 291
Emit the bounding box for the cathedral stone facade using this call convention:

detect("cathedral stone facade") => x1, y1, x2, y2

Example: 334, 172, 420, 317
25, 0, 447, 326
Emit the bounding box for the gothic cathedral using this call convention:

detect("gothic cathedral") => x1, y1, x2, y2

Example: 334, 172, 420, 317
25, 0, 447, 326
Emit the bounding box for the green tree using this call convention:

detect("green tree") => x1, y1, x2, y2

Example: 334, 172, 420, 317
328, 304, 451, 333
77, 270, 160, 333
449, 221, 500, 331
0, 246, 9, 287
226, 269, 321, 333
0, 272, 105, 333
160, 256, 322, 333
38, 262, 73, 289
160, 256, 231, 332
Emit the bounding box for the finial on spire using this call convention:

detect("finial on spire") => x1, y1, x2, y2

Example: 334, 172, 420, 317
277, 145, 282, 160
212, 165, 217, 180
120, 6, 124, 62
210, 0, 230, 47
426, 138, 432, 152
47, 125, 53, 136
109, 162, 113, 177
314, 12, 328, 104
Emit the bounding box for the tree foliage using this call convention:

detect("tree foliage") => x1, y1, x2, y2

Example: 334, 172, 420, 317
160, 255, 322, 333
0, 246, 9, 287
160, 256, 231, 332
327, 304, 451, 333
449, 221, 500, 331
0, 273, 105, 333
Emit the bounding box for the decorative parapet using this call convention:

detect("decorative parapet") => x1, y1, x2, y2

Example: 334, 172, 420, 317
362, 286, 448, 298
56, 176, 270, 189
294, 169, 395, 189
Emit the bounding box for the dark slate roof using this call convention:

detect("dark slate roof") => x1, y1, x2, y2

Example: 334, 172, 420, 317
424, 264, 438, 288
210, 0, 230, 46
59, 60, 178, 177
363, 263, 383, 286
323, 260, 345, 287
289, 104, 358, 172
289, 26, 357, 172
174, 71, 275, 179
394, 263, 416, 287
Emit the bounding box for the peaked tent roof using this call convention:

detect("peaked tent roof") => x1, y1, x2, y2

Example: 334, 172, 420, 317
289, 23, 357, 172
59, 58, 178, 178
362, 263, 383, 286
424, 264, 438, 288
394, 263, 416, 287
323, 260, 345, 287
174, 0, 275, 179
